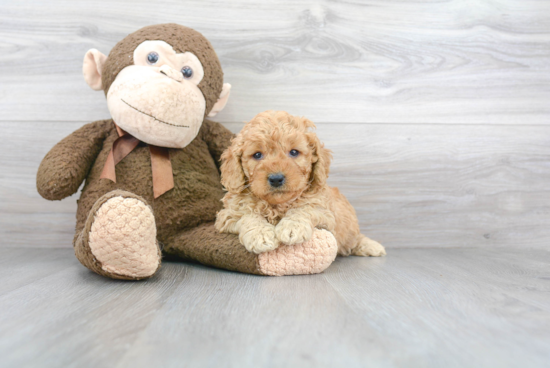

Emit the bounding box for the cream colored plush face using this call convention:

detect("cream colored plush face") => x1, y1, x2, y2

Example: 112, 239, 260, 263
106, 40, 206, 148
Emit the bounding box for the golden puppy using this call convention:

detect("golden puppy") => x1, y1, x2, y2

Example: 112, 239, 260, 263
215, 110, 386, 257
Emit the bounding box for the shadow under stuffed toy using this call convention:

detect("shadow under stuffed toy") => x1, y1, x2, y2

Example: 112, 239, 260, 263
36, 24, 337, 280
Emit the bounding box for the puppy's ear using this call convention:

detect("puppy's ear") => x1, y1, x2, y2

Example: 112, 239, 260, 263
220, 142, 246, 193
308, 132, 333, 192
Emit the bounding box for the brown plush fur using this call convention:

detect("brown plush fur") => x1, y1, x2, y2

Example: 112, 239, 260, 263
101, 23, 223, 116
37, 25, 341, 279
36, 24, 256, 278
215, 111, 386, 257
37, 118, 266, 275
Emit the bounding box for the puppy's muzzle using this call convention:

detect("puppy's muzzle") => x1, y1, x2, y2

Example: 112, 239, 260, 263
268, 173, 285, 188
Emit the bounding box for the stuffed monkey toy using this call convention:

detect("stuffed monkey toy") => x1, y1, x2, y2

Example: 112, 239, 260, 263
36, 24, 337, 280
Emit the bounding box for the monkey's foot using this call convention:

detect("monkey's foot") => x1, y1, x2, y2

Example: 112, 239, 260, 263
75, 190, 161, 280
257, 229, 338, 276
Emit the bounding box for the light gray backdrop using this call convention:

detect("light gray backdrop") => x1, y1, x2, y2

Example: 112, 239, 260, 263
1, 0, 549, 249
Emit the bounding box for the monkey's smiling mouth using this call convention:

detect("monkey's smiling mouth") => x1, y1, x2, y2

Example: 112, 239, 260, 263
121, 99, 190, 128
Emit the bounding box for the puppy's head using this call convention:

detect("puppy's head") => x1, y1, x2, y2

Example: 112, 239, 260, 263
220, 110, 332, 205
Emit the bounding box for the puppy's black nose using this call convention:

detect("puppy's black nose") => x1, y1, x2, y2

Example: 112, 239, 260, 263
268, 173, 285, 188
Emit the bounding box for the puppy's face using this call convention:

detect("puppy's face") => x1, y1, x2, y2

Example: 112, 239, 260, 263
241, 126, 313, 205
220, 111, 332, 205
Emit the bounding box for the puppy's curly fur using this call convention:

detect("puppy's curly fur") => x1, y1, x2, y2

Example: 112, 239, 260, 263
215, 110, 386, 257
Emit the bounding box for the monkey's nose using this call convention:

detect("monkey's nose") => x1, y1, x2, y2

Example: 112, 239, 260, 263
159, 65, 183, 82
268, 173, 285, 188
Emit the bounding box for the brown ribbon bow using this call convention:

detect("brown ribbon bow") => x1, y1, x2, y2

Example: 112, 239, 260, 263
100, 124, 174, 198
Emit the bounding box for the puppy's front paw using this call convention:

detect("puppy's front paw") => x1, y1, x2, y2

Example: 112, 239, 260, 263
240, 226, 280, 254
275, 218, 314, 245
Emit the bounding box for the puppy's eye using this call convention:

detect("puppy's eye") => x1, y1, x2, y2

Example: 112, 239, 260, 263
289, 149, 300, 157
253, 152, 263, 160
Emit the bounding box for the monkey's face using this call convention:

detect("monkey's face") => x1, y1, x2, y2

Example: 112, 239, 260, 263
107, 41, 206, 148
83, 24, 231, 149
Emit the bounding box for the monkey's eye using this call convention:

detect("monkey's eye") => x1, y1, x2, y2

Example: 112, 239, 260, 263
181, 66, 193, 79
289, 149, 300, 157
147, 52, 159, 65
253, 152, 263, 160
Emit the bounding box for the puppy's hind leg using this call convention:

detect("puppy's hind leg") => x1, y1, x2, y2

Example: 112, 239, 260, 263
352, 235, 386, 257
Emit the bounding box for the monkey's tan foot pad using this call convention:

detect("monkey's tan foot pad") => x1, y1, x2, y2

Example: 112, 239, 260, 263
257, 229, 338, 276
76, 190, 161, 280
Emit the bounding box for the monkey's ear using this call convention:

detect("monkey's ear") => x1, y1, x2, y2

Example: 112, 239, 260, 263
207, 83, 231, 117
83, 49, 108, 91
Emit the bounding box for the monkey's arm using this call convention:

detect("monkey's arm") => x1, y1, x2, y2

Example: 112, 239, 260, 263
37, 120, 113, 201
200, 119, 235, 170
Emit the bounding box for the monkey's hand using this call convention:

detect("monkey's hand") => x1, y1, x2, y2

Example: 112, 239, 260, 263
37, 120, 112, 201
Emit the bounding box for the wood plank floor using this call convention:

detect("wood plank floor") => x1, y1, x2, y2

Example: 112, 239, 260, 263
1, 247, 549, 368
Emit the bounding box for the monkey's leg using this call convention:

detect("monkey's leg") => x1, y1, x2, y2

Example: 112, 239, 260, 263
164, 224, 338, 276
74, 190, 161, 280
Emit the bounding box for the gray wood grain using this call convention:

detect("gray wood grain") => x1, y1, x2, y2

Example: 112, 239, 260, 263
0, 0, 549, 124
0, 248, 74, 296
324, 249, 550, 368
1, 247, 549, 368
0, 249, 189, 368
2, 121, 548, 249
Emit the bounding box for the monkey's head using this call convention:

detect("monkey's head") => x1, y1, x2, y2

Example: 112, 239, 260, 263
82, 24, 231, 148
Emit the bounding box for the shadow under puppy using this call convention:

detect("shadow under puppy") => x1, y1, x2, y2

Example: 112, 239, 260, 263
215, 110, 386, 257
